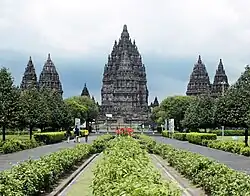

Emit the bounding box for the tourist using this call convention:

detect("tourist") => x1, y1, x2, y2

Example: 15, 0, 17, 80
74, 125, 80, 143
84, 129, 89, 143
66, 129, 71, 143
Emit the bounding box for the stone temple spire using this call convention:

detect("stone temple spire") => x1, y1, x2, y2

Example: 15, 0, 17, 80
81, 83, 90, 97
186, 55, 211, 96
20, 56, 38, 90
101, 24, 149, 123
152, 97, 159, 107
38, 53, 63, 95
211, 59, 229, 97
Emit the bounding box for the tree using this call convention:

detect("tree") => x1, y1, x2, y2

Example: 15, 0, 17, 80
19, 88, 41, 139
160, 96, 194, 131
65, 96, 99, 131
37, 89, 53, 131
64, 96, 88, 125
215, 65, 250, 146
182, 95, 215, 131
0, 67, 20, 141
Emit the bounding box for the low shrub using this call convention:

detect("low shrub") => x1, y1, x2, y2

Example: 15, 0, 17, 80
139, 135, 250, 196
92, 136, 181, 196
91, 134, 115, 153
0, 143, 92, 196
1, 138, 41, 154
34, 132, 66, 144
162, 130, 170, 137
173, 133, 187, 141
202, 140, 250, 156
186, 133, 217, 145
210, 130, 245, 136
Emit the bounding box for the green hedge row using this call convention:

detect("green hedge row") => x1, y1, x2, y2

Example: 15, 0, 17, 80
1, 139, 42, 154
162, 131, 217, 144
0, 134, 114, 196
202, 140, 250, 156
186, 133, 217, 144
173, 133, 187, 141
34, 132, 66, 144
139, 135, 250, 196
210, 130, 245, 136
92, 136, 181, 195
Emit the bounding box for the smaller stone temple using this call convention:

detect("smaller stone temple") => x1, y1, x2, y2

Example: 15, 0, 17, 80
81, 83, 90, 97
38, 54, 63, 95
186, 55, 211, 96
186, 56, 230, 97
20, 56, 38, 90
211, 59, 229, 97
150, 97, 159, 108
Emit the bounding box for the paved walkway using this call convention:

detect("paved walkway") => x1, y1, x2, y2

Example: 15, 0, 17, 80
0, 135, 98, 171
153, 136, 250, 174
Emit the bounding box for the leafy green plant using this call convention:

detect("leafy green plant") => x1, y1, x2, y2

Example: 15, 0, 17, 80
92, 136, 181, 196
186, 133, 217, 145
91, 134, 114, 153
173, 133, 187, 141
0, 134, 114, 195
139, 135, 250, 196
34, 132, 66, 144
1, 138, 41, 153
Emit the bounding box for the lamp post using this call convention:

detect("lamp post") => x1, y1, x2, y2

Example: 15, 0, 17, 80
220, 81, 226, 137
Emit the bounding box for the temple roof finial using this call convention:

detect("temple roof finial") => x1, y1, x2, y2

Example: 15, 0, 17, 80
198, 55, 202, 63
123, 24, 127, 31
48, 53, 51, 60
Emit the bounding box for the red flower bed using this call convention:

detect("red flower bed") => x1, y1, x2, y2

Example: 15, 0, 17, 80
115, 127, 134, 136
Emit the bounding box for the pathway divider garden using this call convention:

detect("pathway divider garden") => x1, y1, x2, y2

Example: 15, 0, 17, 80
139, 135, 250, 196
0, 134, 114, 196
92, 136, 181, 196
162, 130, 250, 156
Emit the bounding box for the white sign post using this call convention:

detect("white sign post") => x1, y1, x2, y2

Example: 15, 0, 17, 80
75, 118, 80, 129
141, 124, 144, 134
221, 126, 224, 137
105, 114, 112, 134
168, 119, 174, 138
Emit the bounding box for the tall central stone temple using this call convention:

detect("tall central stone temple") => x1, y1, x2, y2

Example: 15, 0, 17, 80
100, 25, 149, 124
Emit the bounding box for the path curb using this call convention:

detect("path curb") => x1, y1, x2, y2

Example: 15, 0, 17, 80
49, 153, 99, 196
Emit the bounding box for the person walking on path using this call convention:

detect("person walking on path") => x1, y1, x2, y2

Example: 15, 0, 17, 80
84, 129, 89, 143
66, 129, 71, 143
74, 126, 80, 143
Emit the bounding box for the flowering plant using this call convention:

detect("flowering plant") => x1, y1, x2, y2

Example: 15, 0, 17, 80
115, 127, 134, 136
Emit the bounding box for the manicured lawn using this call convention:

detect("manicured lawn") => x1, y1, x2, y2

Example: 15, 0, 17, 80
217, 136, 250, 143
65, 155, 102, 196
0, 134, 30, 141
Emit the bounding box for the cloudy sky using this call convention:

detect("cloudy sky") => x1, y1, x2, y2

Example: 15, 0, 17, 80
0, 0, 250, 103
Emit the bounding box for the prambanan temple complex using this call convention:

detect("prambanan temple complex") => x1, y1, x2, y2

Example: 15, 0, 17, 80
186, 55, 229, 97
19, 24, 231, 125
